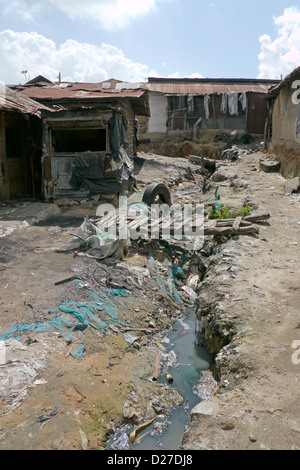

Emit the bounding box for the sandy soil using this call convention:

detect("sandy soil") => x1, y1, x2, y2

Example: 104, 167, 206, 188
0, 150, 299, 451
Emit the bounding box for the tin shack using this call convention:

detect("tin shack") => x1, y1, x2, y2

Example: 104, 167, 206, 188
12, 77, 149, 200
0, 84, 52, 199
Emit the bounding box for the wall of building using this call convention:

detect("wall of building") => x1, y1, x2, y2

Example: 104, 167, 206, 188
270, 84, 300, 177
148, 93, 168, 134
0, 112, 7, 199
143, 92, 267, 137
0, 112, 28, 199
272, 86, 300, 145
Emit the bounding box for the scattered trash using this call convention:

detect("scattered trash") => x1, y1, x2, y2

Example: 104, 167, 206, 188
110, 432, 130, 450
127, 390, 139, 403
181, 286, 197, 302
37, 406, 58, 423
56, 218, 130, 260
161, 350, 177, 368
124, 333, 139, 345
152, 348, 161, 381
186, 274, 199, 290
123, 401, 141, 423
0, 279, 134, 361
166, 373, 174, 384
129, 417, 156, 444
54, 276, 77, 286
34, 379, 47, 386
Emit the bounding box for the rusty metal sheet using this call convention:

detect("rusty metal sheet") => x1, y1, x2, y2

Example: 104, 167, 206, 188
147, 83, 273, 95
0, 85, 51, 115
146, 77, 279, 96
246, 93, 268, 134
12, 83, 147, 101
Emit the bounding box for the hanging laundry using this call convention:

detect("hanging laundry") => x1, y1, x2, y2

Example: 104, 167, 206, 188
204, 94, 210, 119
239, 92, 247, 112
221, 93, 228, 114
227, 92, 239, 116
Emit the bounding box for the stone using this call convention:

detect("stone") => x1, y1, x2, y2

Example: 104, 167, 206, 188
284, 177, 300, 195
54, 197, 70, 207
211, 171, 227, 182
217, 417, 235, 430
191, 398, 220, 417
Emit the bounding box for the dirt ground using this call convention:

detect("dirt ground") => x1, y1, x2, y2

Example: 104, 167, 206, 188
0, 149, 299, 451
0, 153, 204, 450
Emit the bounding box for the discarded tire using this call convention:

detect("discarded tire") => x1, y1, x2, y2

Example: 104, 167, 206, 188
238, 133, 254, 144
142, 182, 171, 206
214, 133, 229, 143
225, 135, 238, 149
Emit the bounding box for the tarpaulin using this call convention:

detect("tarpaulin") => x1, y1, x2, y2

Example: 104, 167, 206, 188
69, 112, 134, 195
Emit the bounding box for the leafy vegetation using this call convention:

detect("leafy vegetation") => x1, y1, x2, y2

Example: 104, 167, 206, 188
209, 204, 252, 220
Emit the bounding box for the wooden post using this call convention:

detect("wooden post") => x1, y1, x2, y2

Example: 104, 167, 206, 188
0, 112, 10, 199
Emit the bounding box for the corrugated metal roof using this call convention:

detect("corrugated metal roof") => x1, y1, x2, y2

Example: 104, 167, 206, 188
144, 82, 275, 95
12, 81, 147, 101
0, 85, 52, 115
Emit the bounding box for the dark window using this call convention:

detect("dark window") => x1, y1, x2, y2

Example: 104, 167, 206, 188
5, 128, 24, 158
52, 128, 106, 153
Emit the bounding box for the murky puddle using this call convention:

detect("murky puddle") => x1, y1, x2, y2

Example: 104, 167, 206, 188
108, 308, 213, 451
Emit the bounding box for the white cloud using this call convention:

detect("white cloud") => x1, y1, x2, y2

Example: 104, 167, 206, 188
187, 73, 203, 79
258, 6, 300, 79
50, 0, 157, 29
167, 71, 203, 79
0, 30, 157, 84
0, 0, 161, 30
1, 0, 43, 21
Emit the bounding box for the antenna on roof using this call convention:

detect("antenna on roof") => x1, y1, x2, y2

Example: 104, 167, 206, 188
21, 70, 28, 83
57, 72, 61, 84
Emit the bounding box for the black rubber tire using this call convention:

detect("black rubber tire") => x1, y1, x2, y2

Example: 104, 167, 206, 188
214, 133, 229, 143
142, 182, 171, 206
238, 133, 254, 144
225, 135, 238, 149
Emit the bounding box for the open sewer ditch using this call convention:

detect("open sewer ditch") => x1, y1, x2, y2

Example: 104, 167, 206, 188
107, 307, 214, 451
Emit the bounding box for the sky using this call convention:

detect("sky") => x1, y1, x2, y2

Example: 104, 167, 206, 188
0, 0, 299, 85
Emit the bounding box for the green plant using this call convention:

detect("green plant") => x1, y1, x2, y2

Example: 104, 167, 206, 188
208, 204, 252, 220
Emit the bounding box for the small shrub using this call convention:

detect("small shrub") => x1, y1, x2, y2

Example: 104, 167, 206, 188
209, 204, 252, 220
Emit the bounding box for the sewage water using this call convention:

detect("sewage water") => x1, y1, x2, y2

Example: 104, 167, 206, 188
108, 308, 213, 451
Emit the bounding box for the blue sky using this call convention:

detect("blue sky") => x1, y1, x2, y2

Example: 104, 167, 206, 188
0, 0, 299, 84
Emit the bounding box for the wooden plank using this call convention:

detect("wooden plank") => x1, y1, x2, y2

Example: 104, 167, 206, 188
214, 219, 252, 227
243, 212, 270, 222
232, 216, 242, 232
188, 155, 216, 171
237, 225, 259, 234
121, 327, 160, 332
204, 224, 259, 236
205, 219, 217, 228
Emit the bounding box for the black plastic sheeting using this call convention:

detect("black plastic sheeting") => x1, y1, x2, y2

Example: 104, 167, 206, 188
69, 112, 134, 195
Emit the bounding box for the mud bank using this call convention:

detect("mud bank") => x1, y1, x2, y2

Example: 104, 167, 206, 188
181, 152, 300, 450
